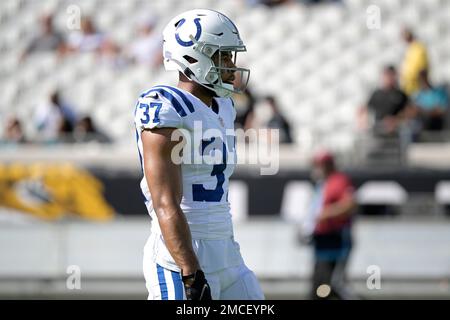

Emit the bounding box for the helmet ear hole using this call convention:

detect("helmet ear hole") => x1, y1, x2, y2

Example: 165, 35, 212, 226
206, 72, 218, 83
203, 46, 215, 57
183, 55, 198, 63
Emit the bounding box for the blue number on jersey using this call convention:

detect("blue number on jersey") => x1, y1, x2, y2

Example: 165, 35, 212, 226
139, 102, 162, 124
192, 138, 227, 202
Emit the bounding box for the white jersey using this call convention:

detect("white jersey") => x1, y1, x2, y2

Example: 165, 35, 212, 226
134, 85, 241, 271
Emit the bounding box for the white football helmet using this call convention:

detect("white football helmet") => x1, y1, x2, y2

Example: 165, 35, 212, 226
162, 9, 250, 98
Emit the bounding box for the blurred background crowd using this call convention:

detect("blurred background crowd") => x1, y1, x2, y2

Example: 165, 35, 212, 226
1, 0, 448, 157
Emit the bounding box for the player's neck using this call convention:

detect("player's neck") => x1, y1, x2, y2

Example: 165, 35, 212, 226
177, 75, 215, 107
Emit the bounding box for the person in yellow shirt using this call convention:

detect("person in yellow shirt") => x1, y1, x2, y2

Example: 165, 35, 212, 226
401, 28, 429, 96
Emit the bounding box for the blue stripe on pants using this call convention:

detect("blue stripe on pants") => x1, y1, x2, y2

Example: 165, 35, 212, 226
156, 264, 168, 300
171, 270, 184, 300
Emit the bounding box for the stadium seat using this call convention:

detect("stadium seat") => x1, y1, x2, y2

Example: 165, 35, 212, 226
436, 181, 450, 216
356, 181, 408, 206
280, 181, 314, 224
436, 182, 450, 205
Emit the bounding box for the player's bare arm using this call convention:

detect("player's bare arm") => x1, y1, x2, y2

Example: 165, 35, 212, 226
141, 127, 200, 275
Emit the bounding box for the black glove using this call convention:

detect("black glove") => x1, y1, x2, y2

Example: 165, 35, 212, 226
182, 269, 212, 300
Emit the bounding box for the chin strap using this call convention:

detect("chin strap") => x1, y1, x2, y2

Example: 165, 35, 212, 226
212, 83, 234, 98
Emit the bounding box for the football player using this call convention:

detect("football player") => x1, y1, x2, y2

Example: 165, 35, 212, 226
134, 9, 264, 300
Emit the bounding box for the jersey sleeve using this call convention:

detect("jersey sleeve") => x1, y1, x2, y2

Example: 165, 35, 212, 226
134, 91, 183, 131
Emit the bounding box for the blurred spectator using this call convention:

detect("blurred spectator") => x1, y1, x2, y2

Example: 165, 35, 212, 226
34, 91, 77, 142
74, 116, 111, 143
233, 73, 256, 131
400, 28, 429, 96
411, 70, 449, 132
264, 96, 293, 144
127, 17, 163, 69
59, 118, 76, 143
20, 13, 65, 60
2, 117, 26, 144
307, 151, 357, 300
98, 38, 127, 70
360, 66, 409, 137
234, 89, 256, 131
66, 17, 106, 53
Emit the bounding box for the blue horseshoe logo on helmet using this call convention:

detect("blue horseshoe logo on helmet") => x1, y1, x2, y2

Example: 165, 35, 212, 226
175, 18, 202, 47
